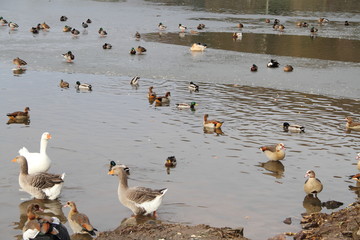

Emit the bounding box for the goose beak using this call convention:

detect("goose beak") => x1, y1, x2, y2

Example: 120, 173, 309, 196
47, 134, 52, 140
11, 157, 17, 162
108, 169, 115, 175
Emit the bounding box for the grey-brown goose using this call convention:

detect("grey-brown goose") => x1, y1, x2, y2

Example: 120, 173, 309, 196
108, 165, 167, 217
304, 170, 323, 196
7, 107, 30, 120
12, 156, 65, 200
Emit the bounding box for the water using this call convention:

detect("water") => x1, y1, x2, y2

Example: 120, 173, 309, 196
1, 0, 360, 239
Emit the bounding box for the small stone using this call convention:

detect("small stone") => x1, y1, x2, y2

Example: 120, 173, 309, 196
283, 217, 292, 225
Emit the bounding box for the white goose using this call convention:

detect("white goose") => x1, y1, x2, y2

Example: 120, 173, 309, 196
19, 132, 52, 174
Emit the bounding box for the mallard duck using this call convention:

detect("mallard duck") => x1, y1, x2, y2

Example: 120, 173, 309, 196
108, 164, 168, 216
86, 19, 92, 24
232, 32, 242, 40
13, 57, 27, 68
203, 114, 223, 129
158, 22, 167, 30
12, 156, 65, 200
179, 24, 187, 32
98, 27, 107, 36
237, 23, 244, 28
59, 79, 69, 88
82, 22, 88, 29
176, 102, 197, 110
64, 201, 97, 236
0, 17, 8, 25
8, 22, 19, 30
297, 22, 308, 27
147, 86, 156, 100
60, 16, 68, 22
135, 31, 141, 39
75, 81, 92, 91
40, 22, 50, 30
129, 47, 136, 55
304, 170, 323, 196
188, 81, 199, 92
63, 25, 72, 32
18, 132, 52, 174
130, 76, 139, 85
345, 117, 360, 129
71, 28, 80, 36
197, 23, 205, 30
30, 27, 39, 34
251, 64, 258, 72
283, 122, 305, 133
156, 92, 171, 103
274, 19, 280, 25
310, 27, 318, 33
7, 107, 30, 120
165, 156, 177, 168
136, 46, 147, 54
267, 59, 280, 68
102, 43, 112, 49
260, 143, 286, 161
62, 51, 75, 62
190, 43, 207, 52
283, 65, 293, 72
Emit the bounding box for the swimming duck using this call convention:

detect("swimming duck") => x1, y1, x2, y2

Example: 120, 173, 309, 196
197, 23, 205, 30
60, 16, 68, 22
12, 156, 65, 200
135, 31, 141, 39
82, 22, 88, 29
345, 21, 349, 26
278, 24, 285, 31
108, 164, 168, 216
86, 19, 92, 24
296, 22, 308, 27
7, 107, 30, 120
318, 18, 329, 24
40, 22, 50, 30
63, 25, 72, 32
18, 132, 52, 174
203, 114, 223, 129
232, 32, 242, 40
357, 153, 360, 170
8, 22, 19, 30
310, 27, 318, 33
156, 92, 171, 103
158, 22, 167, 30
237, 23, 244, 28
283, 65, 293, 72
260, 143, 286, 161
102, 43, 112, 49
147, 86, 156, 100
190, 43, 207, 52
349, 173, 360, 182
129, 47, 136, 55
176, 102, 197, 110
179, 24, 187, 32
30, 27, 39, 34
130, 76, 139, 85
165, 156, 177, 168
71, 28, 80, 36
267, 59, 280, 68
251, 64, 258, 72
62, 51, 75, 62
188, 81, 199, 92
265, 19, 271, 23
59, 79, 70, 88
98, 27, 107, 36
75, 81, 92, 91
304, 170, 323, 196
13, 57, 27, 68
136, 46, 147, 54
64, 201, 97, 236
0, 17, 8, 25
274, 19, 280, 25
283, 122, 305, 133
345, 117, 360, 129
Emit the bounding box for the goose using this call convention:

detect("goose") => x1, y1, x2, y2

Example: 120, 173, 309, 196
188, 81, 199, 92
260, 143, 286, 161
135, 31, 141, 39
63, 25, 72, 32
12, 156, 65, 200
75, 81, 92, 91
190, 43, 207, 52
155, 92, 171, 103
136, 46, 147, 54
158, 22, 167, 30
267, 59, 279, 68
62, 51, 75, 62
130, 76, 139, 85
82, 22, 88, 29
98, 27, 107, 36
59, 79, 70, 88
283, 122, 305, 133
18, 132, 52, 174
176, 102, 197, 110
304, 170, 323, 196
64, 201, 97, 236
345, 117, 360, 130
60, 16, 68, 22
197, 23, 205, 30
283, 65, 293, 72
165, 156, 177, 168
147, 86, 156, 100
178, 24, 187, 32
13, 57, 27, 68
7, 107, 30, 120
102, 43, 112, 49
251, 64, 258, 72
203, 114, 223, 129
129, 47, 136, 55
8, 22, 19, 30
108, 165, 167, 216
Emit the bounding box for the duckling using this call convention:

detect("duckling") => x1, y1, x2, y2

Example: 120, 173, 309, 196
82, 22, 88, 29
60, 16, 68, 22
237, 23, 244, 28
8, 22, 19, 30
135, 31, 141, 39
130, 76, 139, 85
197, 23, 205, 30
283, 65, 293, 72
0, 17, 8, 25
267, 59, 280, 68
147, 86, 156, 100
203, 114, 223, 129
102, 43, 112, 49
156, 92, 171, 103
345, 116, 360, 130
232, 32, 242, 40
283, 122, 305, 133
165, 156, 177, 168
136, 46, 147, 54
7, 107, 30, 120
260, 143, 286, 161
188, 81, 199, 92
176, 102, 197, 110
75, 81, 92, 91
62, 51, 75, 62
71, 28, 80, 36
98, 27, 107, 36
30, 27, 39, 34
13, 57, 27, 68
86, 19, 92, 24
59, 79, 70, 88
179, 24, 187, 32
304, 170, 323, 197
129, 47, 136, 55
190, 43, 207, 52
40, 22, 50, 30
63, 25, 72, 32
250, 64, 258, 72
158, 22, 167, 30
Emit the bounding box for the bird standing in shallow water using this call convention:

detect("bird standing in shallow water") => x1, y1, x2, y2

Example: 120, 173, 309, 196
260, 143, 286, 161
304, 170, 323, 197
13, 57, 27, 68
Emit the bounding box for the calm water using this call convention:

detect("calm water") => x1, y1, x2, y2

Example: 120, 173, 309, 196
1, 0, 360, 239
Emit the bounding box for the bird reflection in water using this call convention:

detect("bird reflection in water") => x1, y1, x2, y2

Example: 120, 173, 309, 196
257, 160, 285, 179
303, 195, 322, 214
7, 117, 30, 125
13, 68, 27, 76
203, 127, 224, 136
120, 214, 157, 227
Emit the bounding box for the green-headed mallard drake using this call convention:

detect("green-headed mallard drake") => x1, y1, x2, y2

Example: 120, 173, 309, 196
283, 122, 305, 133
165, 156, 177, 168
156, 92, 171, 103
59, 79, 69, 88
267, 59, 279, 68
129, 47, 136, 55
62, 51, 75, 62
64, 201, 97, 236
82, 22, 88, 29
136, 46, 147, 54
71, 28, 80, 36
283, 65, 293, 72
30, 27, 39, 34
130, 76, 139, 85
158, 22, 167, 30
8, 22, 19, 30
190, 43, 207, 52
75, 81, 92, 91
304, 170, 323, 196
0, 17, 8, 25
251, 64, 258, 72
260, 143, 286, 161
13, 57, 27, 68
179, 24, 187, 32
102, 43, 112, 49
147, 86, 156, 100
60, 16, 68, 22
188, 81, 199, 92
176, 102, 197, 110
108, 164, 168, 217
203, 114, 223, 129
7, 107, 30, 120
63, 25, 72, 32
197, 23, 205, 30
345, 116, 360, 129
12, 156, 65, 200
135, 31, 141, 39
98, 27, 107, 36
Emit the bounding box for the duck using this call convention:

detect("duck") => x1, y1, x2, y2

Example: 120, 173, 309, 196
318, 18, 329, 24
40, 22, 50, 30
278, 24, 285, 31
304, 170, 323, 196
179, 24, 187, 32
60, 16, 68, 22
108, 164, 168, 216
63, 25, 72, 32
345, 117, 360, 129
86, 19, 92, 24
13, 57, 27, 68
62, 51, 75, 62
274, 19, 280, 25
156, 92, 171, 104
203, 114, 223, 129
64, 201, 97, 236
102, 43, 112, 49
310, 27, 318, 33
158, 22, 167, 30
75, 81, 92, 91
135, 31, 141, 39
147, 86, 156, 100
232, 32, 242, 40
357, 153, 360, 170
165, 156, 177, 168
82, 22, 88, 29
30, 27, 39, 34
130, 76, 139, 85
260, 143, 286, 161
349, 173, 360, 182
129, 47, 136, 55
237, 23, 244, 28
283, 122, 305, 133
0, 17, 8, 25
197, 23, 205, 30
267, 59, 280, 68
7, 107, 30, 120
283, 65, 293, 72
136, 46, 147, 54
12, 156, 65, 200
176, 102, 197, 110
345, 21, 349, 26
188, 81, 199, 92
59, 79, 70, 88
190, 43, 207, 52
8, 22, 19, 30
98, 27, 107, 36
71, 28, 80, 36
250, 64, 258, 72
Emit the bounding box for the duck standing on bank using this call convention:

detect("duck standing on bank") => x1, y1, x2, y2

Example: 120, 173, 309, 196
64, 201, 97, 236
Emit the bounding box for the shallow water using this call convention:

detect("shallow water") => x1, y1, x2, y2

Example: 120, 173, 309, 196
1, 0, 360, 239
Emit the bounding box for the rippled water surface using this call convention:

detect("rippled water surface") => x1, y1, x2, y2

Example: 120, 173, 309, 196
1, 0, 360, 239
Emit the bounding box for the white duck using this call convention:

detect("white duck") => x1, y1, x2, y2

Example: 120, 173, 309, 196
18, 132, 52, 174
